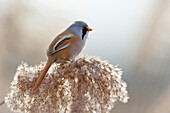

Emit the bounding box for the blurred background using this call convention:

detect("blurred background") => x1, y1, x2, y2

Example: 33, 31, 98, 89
0, 0, 170, 113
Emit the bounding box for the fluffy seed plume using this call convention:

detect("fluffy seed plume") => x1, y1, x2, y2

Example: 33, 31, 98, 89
5, 56, 129, 113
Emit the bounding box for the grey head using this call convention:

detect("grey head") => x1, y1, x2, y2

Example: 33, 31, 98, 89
67, 21, 90, 40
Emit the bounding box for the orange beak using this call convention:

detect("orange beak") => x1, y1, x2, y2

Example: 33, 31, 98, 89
88, 28, 93, 31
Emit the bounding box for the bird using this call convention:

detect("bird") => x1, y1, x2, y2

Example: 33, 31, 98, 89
32, 21, 93, 92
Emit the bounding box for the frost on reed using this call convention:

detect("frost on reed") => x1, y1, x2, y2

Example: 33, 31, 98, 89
5, 56, 129, 113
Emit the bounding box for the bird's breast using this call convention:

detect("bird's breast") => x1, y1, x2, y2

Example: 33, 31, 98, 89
69, 37, 86, 58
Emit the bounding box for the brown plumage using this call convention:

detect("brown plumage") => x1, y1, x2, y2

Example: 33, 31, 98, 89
32, 21, 92, 92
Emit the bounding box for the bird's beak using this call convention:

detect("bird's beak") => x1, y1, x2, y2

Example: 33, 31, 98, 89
88, 28, 93, 31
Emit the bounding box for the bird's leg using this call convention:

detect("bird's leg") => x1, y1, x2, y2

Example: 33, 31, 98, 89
56, 57, 70, 62
53, 58, 58, 63
62, 57, 70, 61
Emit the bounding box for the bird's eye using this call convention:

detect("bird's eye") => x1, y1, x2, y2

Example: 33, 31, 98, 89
82, 26, 88, 40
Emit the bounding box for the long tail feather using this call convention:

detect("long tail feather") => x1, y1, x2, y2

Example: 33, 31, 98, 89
32, 58, 54, 92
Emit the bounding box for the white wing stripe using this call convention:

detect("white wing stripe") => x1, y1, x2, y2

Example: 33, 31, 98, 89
56, 42, 71, 52
53, 34, 73, 50
60, 34, 73, 38
53, 38, 64, 50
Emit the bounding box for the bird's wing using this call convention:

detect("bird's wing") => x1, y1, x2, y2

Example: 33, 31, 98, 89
49, 34, 73, 55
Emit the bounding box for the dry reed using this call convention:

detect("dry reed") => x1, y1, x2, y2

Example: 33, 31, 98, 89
5, 55, 129, 113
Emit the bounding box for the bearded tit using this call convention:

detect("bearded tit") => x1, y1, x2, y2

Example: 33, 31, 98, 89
32, 21, 93, 91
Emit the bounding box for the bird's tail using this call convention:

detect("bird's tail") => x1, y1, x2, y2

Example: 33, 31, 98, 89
32, 58, 54, 92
